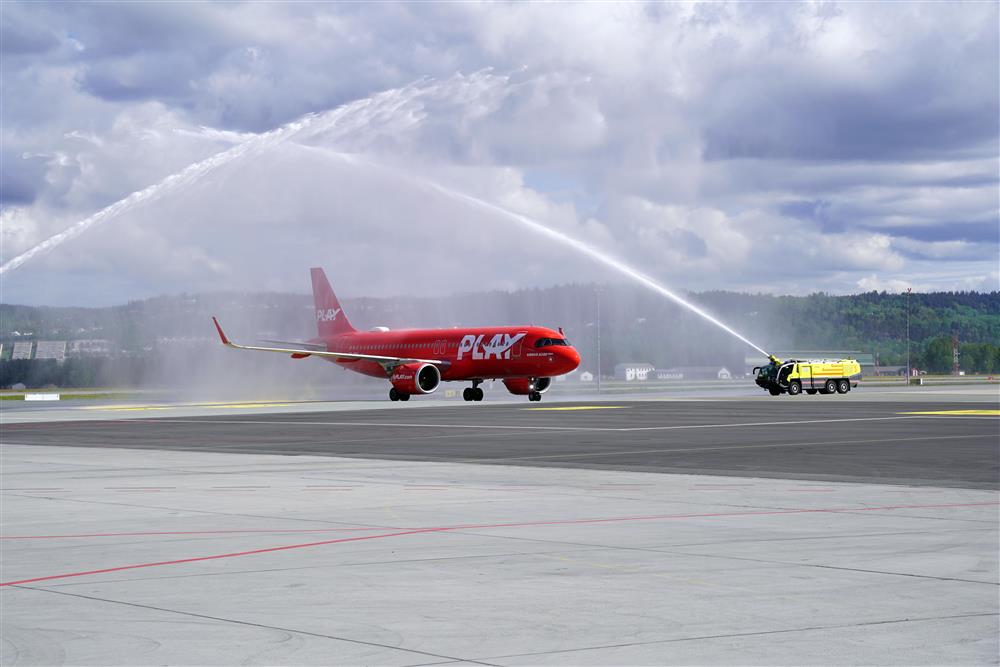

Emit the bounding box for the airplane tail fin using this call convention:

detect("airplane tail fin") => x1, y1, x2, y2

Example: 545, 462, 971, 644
311, 267, 355, 337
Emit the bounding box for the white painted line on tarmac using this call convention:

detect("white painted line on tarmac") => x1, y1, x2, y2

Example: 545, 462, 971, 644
127, 419, 617, 431
459, 433, 990, 464
125, 414, 964, 433
622, 415, 999, 431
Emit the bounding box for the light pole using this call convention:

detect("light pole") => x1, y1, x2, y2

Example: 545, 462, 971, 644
596, 286, 601, 395
905, 287, 911, 382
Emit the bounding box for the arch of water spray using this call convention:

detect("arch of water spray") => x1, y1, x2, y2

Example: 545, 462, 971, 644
2, 72, 769, 357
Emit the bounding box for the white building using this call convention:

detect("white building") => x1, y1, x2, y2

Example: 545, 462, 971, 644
614, 362, 655, 382
35, 341, 67, 361
577, 371, 594, 382
657, 366, 733, 380
11, 342, 33, 360
69, 339, 112, 357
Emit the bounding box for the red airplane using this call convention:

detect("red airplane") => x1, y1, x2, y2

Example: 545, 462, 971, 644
212, 268, 581, 402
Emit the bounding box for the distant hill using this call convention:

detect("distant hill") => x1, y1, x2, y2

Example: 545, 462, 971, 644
2, 286, 998, 388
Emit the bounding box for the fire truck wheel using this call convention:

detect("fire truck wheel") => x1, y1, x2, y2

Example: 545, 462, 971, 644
788, 380, 802, 396
837, 379, 850, 394
806, 389, 817, 395
768, 388, 781, 396
824, 379, 838, 394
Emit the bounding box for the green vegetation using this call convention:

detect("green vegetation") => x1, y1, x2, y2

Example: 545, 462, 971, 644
1, 288, 997, 387
0, 358, 148, 389
691, 291, 1000, 372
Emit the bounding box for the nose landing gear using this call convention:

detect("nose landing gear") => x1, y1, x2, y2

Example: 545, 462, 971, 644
463, 380, 484, 402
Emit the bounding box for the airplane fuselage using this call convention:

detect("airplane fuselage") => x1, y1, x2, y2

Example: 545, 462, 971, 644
315, 326, 580, 381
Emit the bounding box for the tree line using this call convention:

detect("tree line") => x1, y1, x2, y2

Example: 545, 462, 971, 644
2, 287, 998, 387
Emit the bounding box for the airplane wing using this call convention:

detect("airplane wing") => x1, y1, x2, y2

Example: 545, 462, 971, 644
260, 339, 327, 350
212, 317, 449, 372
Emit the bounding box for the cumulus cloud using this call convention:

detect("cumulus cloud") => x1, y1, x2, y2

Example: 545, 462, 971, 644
1, 1, 997, 305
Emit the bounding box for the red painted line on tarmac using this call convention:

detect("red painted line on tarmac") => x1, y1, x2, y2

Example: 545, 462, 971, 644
2, 501, 996, 587
2, 528, 449, 586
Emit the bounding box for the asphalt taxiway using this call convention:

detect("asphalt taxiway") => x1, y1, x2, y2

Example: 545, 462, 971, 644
4, 395, 998, 488
2, 387, 998, 665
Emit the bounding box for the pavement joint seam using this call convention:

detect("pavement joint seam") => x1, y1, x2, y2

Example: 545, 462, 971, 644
463, 611, 1000, 662
10, 585, 497, 666
0, 491, 407, 529
648, 549, 1000, 586
442, 530, 1000, 587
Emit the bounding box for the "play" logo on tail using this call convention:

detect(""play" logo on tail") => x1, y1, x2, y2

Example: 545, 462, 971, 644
311, 268, 355, 336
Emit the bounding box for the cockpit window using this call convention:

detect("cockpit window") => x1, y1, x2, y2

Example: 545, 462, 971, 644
534, 337, 571, 348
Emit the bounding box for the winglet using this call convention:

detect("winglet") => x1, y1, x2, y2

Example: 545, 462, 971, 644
211, 317, 231, 346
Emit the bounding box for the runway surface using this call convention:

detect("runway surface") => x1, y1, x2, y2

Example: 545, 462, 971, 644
2, 389, 998, 665
4, 397, 998, 488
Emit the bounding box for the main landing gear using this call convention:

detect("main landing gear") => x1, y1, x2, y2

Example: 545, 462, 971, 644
528, 391, 542, 402
463, 380, 485, 402
388, 387, 410, 402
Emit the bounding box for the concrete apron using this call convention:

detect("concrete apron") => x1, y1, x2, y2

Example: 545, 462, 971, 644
2, 444, 997, 666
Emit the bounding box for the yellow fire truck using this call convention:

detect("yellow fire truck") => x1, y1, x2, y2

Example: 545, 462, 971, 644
754, 356, 862, 396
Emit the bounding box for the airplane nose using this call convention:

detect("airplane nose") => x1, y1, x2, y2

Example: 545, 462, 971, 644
560, 346, 582, 373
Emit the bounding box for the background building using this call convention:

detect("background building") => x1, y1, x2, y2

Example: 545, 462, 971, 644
614, 362, 654, 381
68, 340, 112, 357
35, 341, 67, 361
11, 342, 33, 360
657, 366, 733, 380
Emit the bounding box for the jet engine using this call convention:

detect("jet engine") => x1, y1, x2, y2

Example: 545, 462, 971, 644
390, 363, 441, 395
502, 377, 551, 395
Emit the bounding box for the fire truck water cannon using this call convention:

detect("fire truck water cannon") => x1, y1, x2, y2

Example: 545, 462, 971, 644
753, 356, 861, 397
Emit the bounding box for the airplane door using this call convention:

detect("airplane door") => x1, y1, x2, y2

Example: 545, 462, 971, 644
511, 332, 527, 358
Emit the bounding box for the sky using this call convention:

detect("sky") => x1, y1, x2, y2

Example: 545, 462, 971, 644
2, 1, 998, 306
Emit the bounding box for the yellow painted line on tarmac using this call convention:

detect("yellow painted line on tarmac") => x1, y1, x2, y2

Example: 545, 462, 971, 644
180, 400, 301, 408
83, 405, 174, 412
216, 403, 296, 409
80, 405, 148, 410
523, 405, 628, 412
899, 409, 1000, 416
81, 402, 296, 411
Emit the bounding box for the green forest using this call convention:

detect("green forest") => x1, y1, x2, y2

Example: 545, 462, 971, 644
1, 287, 998, 388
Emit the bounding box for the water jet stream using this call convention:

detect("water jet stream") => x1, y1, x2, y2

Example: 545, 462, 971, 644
420, 178, 772, 356
0, 76, 443, 275
319, 149, 770, 356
